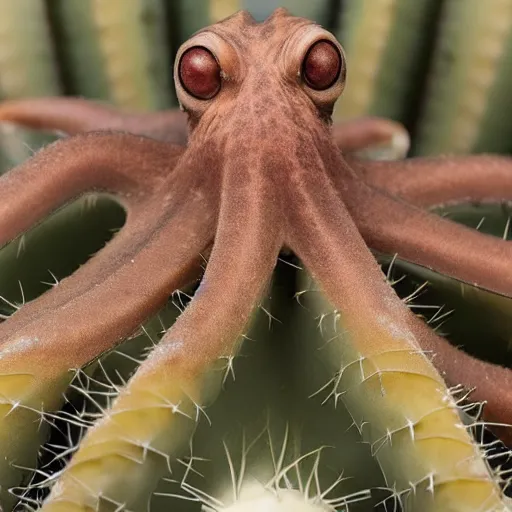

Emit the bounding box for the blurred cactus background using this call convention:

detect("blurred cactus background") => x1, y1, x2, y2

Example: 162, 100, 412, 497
2, 0, 512, 510
1, 0, 512, 173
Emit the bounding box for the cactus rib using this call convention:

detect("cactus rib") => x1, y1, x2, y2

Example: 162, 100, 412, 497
286, 177, 506, 509
40, 169, 281, 509
0, 9, 511, 511
0, 133, 213, 507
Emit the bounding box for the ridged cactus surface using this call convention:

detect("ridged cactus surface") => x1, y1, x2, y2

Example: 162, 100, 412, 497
414, 0, 512, 155
333, 0, 441, 127
0, 0, 61, 171
1, 0, 512, 165
51, 0, 173, 110
1, 2, 512, 511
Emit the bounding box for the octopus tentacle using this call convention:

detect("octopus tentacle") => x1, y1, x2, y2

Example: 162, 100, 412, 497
0, 137, 192, 335
284, 156, 440, 352
285, 168, 505, 507
0, 190, 215, 373
0, 98, 189, 145
408, 316, 512, 445
0, 97, 409, 157
332, 116, 410, 160
344, 180, 512, 296
0, 176, 216, 505
40, 160, 282, 509
0, 137, 215, 339
355, 154, 512, 207
0, 198, 202, 335
0, 131, 184, 247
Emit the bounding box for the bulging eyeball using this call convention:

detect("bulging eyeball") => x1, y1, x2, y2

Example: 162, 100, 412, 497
302, 40, 343, 91
179, 46, 222, 100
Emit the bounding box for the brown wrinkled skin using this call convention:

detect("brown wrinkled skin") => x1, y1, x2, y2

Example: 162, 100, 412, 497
1, 8, 512, 456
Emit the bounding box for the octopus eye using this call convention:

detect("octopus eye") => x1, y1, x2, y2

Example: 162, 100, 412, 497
179, 46, 221, 100
302, 40, 343, 91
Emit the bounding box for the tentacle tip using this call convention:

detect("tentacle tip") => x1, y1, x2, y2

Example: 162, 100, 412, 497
0, 117, 20, 133
390, 130, 411, 159
355, 129, 411, 161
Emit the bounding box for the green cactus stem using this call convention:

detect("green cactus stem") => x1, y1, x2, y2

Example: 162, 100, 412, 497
333, 0, 441, 129
0, 0, 61, 170
415, 0, 512, 155
243, 0, 330, 24
296, 271, 510, 511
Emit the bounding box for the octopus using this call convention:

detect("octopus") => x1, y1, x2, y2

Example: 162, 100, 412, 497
0, 8, 512, 511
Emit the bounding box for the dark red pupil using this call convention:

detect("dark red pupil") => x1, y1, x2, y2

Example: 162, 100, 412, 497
303, 40, 342, 91
179, 46, 221, 100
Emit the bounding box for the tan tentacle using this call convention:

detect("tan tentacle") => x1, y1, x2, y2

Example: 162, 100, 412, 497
332, 116, 410, 160
0, 188, 215, 507
0, 131, 184, 247
330, 161, 512, 443
0, 143, 213, 508
40, 150, 282, 510
0, 96, 410, 156
0, 183, 215, 372
0, 98, 189, 145
355, 154, 512, 207
413, 321, 512, 445
344, 179, 512, 297
0, 135, 188, 342
285, 164, 506, 510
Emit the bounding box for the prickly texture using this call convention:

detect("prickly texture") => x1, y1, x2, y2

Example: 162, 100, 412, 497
0, 195, 125, 312
40, 126, 281, 508
1, 8, 512, 511
0, 132, 213, 506
0, 196, 124, 507
415, 0, 512, 155
65, 283, 376, 511
147, 281, 377, 511
296, 272, 509, 511
41, 359, 205, 510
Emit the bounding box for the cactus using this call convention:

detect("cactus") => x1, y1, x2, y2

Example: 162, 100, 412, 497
244, 0, 330, 23
414, 0, 512, 155
48, 0, 174, 110
332, 0, 442, 128
0, 3, 512, 512
2, 221, 512, 510
0, 0, 61, 172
